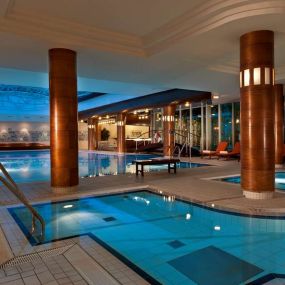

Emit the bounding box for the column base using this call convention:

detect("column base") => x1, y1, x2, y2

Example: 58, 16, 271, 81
51, 185, 78, 194
243, 190, 273, 200
275, 164, 284, 169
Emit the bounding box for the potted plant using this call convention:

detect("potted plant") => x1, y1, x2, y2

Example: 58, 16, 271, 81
101, 128, 110, 141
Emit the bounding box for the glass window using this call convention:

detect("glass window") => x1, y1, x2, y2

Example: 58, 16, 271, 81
221, 103, 233, 148
233, 102, 240, 143
182, 109, 190, 132
154, 109, 162, 131
210, 105, 219, 149
192, 107, 201, 148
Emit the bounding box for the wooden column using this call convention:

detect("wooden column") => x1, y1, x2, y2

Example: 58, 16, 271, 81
275, 84, 284, 168
49, 48, 78, 190
117, 113, 126, 153
240, 30, 275, 199
163, 105, 176, 157
88, 118, 98, 151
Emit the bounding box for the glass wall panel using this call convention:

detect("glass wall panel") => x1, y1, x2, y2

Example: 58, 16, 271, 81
154, 109, 162, 131
233, 102, 240, 143
174, 108, 190, 144
221, 103, 233, 147
192, 107, 201, 149
182, 109, 190, 131
210, 105, 219, 149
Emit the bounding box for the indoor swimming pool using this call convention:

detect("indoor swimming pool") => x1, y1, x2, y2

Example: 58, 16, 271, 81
9, 190, 285, 285
219, 172, 285, 191
0, 150, 207, 183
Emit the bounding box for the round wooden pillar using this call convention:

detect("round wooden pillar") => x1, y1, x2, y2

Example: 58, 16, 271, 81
49, 48, 78, 191
163, 105, 176, 157
240, 30, 275, 199
275, 84, 284, 168
88, 118, 98, 151
117, 113, 126, 153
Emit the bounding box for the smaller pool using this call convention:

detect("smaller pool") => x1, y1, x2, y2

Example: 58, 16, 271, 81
218, 172, 285, 190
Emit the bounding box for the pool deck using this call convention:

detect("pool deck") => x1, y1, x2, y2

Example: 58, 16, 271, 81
1, 156, 285, 284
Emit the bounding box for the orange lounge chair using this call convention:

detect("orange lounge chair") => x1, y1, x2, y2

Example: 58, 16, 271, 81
217, 141, 240, 161
201, 141, 228, 159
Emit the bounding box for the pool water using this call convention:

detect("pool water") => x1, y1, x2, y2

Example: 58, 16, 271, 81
0, 150, 207, 183
9, 190, 285, 285
220, 172, 285, 191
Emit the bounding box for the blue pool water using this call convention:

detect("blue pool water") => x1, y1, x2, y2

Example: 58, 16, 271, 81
0, 150, 207, 183
220, 172, 285, 191
9, 190, 285, 285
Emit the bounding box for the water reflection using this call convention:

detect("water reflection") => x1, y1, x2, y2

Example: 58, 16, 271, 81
0, 150, 206, 183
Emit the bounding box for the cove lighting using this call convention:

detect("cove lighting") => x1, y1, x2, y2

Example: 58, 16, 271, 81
63, 205, 73, 209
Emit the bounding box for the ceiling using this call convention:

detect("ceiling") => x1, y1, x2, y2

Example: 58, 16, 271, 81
0, 0, 285, 117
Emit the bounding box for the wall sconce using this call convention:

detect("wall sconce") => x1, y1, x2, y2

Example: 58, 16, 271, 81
21, 128, 29, 133
162, 115, 174, 122
240, 67, 274, 88
117, 121, 125, 126
88, 125, 95, 129
185, 102, 190, 107
253, 67, 261, 85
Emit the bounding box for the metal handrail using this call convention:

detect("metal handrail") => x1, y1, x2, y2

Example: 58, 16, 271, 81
0, 163, 45, 239
133, 130, 162, 150
172, 130, 200, 160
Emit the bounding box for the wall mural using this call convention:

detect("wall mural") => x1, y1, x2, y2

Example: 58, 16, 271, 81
0, 122, 88, 143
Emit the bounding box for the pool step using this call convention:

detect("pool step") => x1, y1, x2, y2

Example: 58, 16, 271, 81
0, 243, 74, 269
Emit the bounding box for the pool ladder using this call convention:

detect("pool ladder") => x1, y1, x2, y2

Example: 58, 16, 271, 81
0, 163, 45, 240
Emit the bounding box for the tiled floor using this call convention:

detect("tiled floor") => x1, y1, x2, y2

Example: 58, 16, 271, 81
1, 156, 285, 284
0, 252, 88, 285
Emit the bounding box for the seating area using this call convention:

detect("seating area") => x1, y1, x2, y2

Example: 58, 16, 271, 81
201, 141, 240, 160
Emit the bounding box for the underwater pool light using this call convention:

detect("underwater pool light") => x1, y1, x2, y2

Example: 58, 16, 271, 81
63, 205, 73, 209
